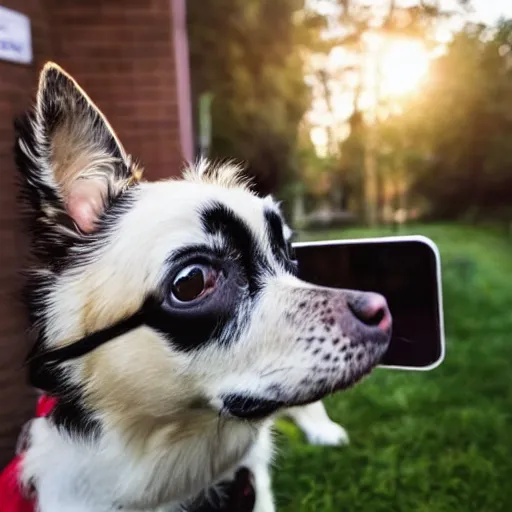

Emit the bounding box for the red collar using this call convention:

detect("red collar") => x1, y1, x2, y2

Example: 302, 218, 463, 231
0, 395, 57, 512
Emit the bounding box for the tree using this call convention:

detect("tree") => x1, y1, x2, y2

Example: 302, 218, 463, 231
303, 0, 464, 225
408, 19, 512, 221
187, 0, 311, 196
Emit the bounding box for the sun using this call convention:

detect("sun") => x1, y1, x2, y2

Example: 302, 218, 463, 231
379, 39, 430, 97
306, 35, 431, 152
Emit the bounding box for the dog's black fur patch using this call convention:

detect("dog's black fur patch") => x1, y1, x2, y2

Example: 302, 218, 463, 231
144, 270, 242, 352
187, 467, 255, 512
263, 209, 297, 274
140, 202, 298, 353
51, 393, 101, 439
22, 271, 100, 438
201, 202, 269, 296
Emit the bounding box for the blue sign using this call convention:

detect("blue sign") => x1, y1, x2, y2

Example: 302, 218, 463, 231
0, 6, 32, 65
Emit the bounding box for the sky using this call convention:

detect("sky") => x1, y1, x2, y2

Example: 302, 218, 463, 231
388, 1, 512, 26
462, 0, 512, 25
307, 1, 512, 33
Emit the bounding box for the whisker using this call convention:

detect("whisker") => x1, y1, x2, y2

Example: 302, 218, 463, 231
260, 366, 295, 378
216, 410, 224, 441
258, 361, 275, 375
395, 336, 416, 344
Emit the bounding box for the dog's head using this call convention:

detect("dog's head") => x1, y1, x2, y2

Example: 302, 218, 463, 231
16, 63, 391, 434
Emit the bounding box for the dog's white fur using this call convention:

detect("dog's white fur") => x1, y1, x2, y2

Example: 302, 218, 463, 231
285, 403, 349, 446
14, 63, 389, 511
22, 403, 346, 511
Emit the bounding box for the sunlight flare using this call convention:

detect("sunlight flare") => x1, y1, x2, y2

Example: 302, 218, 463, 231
379, 39, 430, 97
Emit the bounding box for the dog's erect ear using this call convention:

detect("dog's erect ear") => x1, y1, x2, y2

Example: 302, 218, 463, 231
15, 62, 142, 239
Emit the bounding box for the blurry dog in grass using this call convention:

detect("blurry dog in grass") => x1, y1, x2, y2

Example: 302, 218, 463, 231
12, 62, 391, 511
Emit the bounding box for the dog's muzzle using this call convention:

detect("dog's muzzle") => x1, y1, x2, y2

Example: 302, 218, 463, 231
221, 289, 392, 420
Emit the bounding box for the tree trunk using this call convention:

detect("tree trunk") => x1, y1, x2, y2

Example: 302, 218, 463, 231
292, 188, 306, 229
363, 124, 378, 227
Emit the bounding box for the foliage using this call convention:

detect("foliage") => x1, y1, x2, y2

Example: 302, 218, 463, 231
188, 0, 512, 222
187, 0, 311, 195
300, 0, 458, 224
335, 11, 512, 223
407, 20, 512, 220
273, 224, 512, 511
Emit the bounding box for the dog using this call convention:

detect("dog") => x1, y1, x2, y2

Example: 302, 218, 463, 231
4, 62, 392, 511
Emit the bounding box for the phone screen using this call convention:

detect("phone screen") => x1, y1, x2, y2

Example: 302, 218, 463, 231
293, 237, 444, 370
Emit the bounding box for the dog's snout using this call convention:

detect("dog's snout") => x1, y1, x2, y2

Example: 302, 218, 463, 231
347, 292, 391, 333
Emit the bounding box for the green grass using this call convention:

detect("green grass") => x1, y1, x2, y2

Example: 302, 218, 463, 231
272, 224, 512, 512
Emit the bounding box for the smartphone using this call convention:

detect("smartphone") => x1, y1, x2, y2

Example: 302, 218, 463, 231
293, 235, 445, 371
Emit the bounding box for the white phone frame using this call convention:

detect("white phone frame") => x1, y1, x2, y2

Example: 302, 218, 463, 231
292, 235, 445, 372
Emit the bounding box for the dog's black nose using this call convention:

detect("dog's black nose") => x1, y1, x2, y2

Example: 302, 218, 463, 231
348, 292, 391, 332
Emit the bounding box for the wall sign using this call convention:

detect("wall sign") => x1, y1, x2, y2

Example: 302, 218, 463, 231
0, 6, 32, 65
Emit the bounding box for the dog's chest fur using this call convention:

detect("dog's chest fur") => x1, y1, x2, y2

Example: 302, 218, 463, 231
22, 414, 263, 511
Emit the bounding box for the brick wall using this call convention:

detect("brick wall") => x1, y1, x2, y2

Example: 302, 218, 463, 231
0, 0, 52, 466
0, 0, 191, 465
46, 0, 186, 180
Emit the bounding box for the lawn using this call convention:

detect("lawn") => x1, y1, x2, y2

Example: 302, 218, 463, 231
272, 224, 512, 512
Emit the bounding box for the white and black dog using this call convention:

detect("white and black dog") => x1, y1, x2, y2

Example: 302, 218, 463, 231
10, 62, 391, 511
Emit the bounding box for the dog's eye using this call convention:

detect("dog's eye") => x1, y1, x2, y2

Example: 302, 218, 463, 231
171, 265, 217, 303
